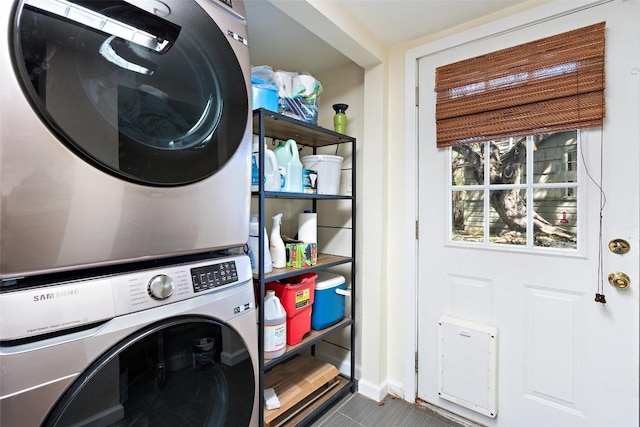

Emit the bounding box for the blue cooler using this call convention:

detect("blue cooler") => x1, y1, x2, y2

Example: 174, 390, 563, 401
311, 272, 347, 330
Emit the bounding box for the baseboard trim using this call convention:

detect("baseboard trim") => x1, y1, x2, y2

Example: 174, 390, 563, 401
387, 379, 406, 401
357, 378, 388, 402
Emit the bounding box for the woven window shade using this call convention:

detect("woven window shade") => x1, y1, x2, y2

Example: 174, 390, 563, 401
435, 22, 605, 148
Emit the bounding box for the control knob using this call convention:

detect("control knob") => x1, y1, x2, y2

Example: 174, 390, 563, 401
148, 274, 175, 300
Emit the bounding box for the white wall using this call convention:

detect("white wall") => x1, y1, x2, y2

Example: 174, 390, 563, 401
316, 60, 391, 401
313, 63, 365, 375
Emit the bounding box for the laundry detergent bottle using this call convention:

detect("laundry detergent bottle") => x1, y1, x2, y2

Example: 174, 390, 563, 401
275, 139, 302, 193
251, 135, 260, 192
269, 213, 286, 268
273, 140, 287, 191
264, 147, 280, 191
264, 290, 286, 359
252, 136, 280, 192
248, 214, 272, 274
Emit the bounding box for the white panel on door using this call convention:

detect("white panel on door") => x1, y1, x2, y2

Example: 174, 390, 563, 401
524, 286, 584, 411
437, 315, 498, 418
449, 274, 493, 324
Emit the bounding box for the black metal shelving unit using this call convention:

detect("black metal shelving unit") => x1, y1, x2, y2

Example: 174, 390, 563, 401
253, 108, 356, 426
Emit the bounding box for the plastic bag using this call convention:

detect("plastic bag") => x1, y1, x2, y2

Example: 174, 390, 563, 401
273, 70, 322, 124
251, 65, 275, 83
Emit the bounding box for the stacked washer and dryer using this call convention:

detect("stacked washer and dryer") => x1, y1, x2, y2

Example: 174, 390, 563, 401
0, 0, 258, 425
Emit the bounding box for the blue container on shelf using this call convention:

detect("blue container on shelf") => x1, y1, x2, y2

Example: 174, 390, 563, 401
311, 272, 347, 330
251, 77, 279, 112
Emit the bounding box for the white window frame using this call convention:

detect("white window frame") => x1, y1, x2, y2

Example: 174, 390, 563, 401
446, 131, 584, 256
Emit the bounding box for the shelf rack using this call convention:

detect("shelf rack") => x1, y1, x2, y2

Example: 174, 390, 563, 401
253, 108, 356, 426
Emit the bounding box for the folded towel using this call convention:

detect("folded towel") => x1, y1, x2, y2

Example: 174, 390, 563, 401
264, 387, 281, 410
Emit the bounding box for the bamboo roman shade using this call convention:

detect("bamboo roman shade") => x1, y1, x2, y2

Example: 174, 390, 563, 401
435, 22, 605, 148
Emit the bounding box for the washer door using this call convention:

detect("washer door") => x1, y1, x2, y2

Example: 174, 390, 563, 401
12, 0, 248, 186
43, 317, 255, 426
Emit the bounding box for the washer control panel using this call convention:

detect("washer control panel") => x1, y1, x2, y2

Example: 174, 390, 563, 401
148, 274, 175, 300
0, 254, 251, 341
191, 261, 238, 293
113, 255, 249, 315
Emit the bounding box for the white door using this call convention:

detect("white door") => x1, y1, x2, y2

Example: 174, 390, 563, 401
417, 2, 639, 427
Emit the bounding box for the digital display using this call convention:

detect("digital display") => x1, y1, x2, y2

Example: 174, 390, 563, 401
191, 261, 238, 293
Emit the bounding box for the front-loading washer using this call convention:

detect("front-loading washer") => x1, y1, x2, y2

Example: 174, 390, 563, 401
0, 253, 258, 426
1, 0, 253, 281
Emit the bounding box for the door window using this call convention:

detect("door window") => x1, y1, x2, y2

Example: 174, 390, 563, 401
13, 0, 248, 186
450, 131, 579, 250
43, 317, 255, 426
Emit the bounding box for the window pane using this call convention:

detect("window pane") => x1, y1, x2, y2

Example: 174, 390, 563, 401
489, 189, 526, 245
533, 188, 578, 249
448, 131, 580, 252
533, 131, 578, 184
489, 138, 527, 185
451, 190, 484, 242
452, 144, 484, 185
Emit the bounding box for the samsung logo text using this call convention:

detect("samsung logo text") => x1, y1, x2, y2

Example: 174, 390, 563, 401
33, 288, 80, 302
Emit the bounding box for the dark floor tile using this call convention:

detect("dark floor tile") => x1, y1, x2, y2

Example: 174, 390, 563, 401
336, 393, 391, 426
313, 412, 366, 427
308, 393, 354, 426
311, 393, 467, 427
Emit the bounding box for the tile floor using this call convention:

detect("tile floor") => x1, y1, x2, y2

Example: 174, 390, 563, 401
309, 392, 468, 427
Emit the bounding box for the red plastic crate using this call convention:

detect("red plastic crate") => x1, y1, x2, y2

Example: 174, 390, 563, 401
266, 273, 317, 345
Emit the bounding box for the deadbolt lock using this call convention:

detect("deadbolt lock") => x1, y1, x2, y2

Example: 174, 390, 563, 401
608, 239, 630, 255
608, 272, 631, 289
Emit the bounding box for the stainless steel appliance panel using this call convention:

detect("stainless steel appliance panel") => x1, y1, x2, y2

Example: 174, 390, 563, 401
0, 253, 259, 426
1, 0, 252, 280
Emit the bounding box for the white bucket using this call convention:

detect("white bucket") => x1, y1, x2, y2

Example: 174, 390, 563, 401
301, 155, 344, 195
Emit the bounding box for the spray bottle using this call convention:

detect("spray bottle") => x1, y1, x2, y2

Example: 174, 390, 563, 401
269, 213, 286, 268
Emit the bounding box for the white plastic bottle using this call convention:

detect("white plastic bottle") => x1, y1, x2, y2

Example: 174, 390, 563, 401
275, 139, 302, 193
286, 139, 303, 193
251, 135, 260, 192
248, 214, 272, 274
251, 136, 280, 192
269, 213, 286, 268
264, 290, 286, 359
273, 140, 287, 191
264, 147, 281, 192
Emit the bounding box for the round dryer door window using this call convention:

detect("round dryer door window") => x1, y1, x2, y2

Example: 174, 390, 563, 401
12, 0, 248, 186
43, 317, 256, 426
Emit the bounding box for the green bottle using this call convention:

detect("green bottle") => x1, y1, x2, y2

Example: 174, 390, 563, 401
332, 103, 348, 134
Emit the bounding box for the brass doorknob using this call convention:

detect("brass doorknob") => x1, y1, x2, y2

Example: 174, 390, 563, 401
608, 239, 630, 255
608, 272, 631, 289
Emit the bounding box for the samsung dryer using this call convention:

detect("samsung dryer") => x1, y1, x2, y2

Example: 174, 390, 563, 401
0, 0, 253, 280
0, 253, 259, 426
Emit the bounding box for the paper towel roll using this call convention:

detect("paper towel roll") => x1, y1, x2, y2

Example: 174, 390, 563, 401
297, 211, 317, 244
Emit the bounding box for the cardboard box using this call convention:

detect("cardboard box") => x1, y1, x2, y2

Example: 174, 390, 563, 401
263, 355, 339, 427
285, 242, 317, 268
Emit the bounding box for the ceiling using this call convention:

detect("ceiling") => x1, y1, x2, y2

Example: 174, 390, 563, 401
245, 0, 529, 75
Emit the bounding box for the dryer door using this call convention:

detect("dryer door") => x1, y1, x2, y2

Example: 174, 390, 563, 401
12, 0, 248, 186
43, 317, 255, 426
